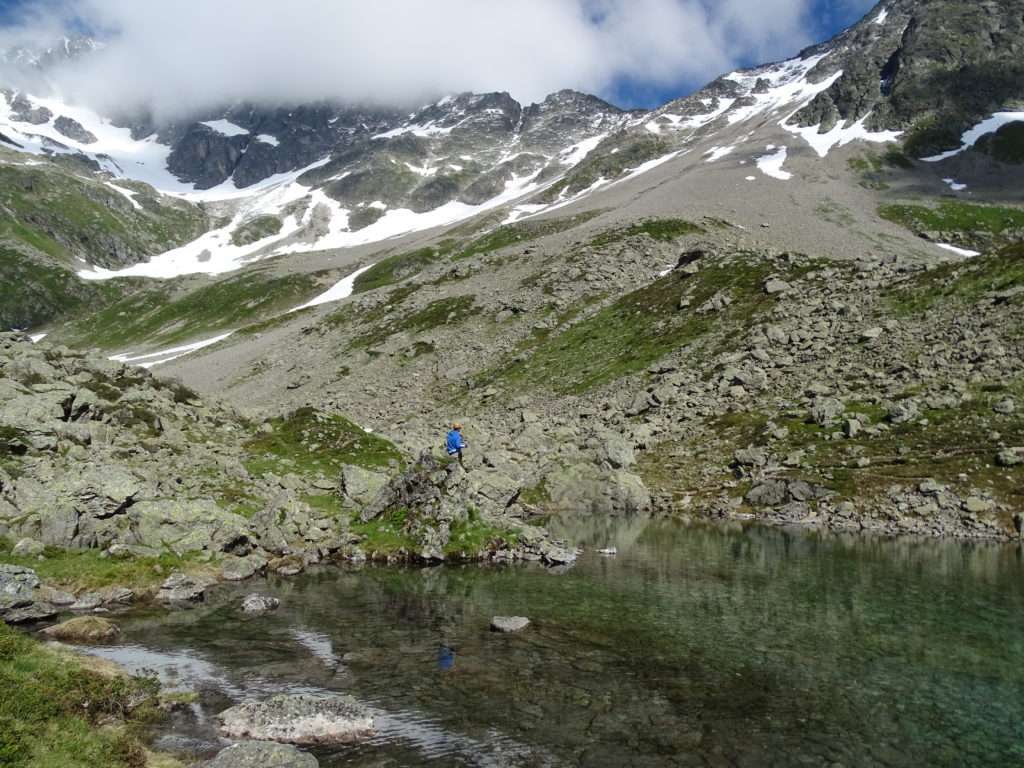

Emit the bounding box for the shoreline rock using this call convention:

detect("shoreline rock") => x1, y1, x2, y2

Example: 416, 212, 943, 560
217, 694, 375, 745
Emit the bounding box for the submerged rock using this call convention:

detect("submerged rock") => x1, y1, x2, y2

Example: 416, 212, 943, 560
491, 616, 531, 633
217, 694, 375, 745
241, 594, 280, 614
207, 740, 318, 768
40, 616, 120, 643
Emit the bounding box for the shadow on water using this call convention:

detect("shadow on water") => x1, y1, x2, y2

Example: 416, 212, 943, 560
84, 518, 1024, 767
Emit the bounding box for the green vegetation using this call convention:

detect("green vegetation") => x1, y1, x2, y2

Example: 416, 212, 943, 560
453, 210, 602, 261
230, 215, 282, 246
0, 162, 207, 270
539, 134, 670, 202
54, 267, 328, 350
641, 379, 1024, 521
353, 246, 448, 293
351, 508, 415, 552
0, 537, 197, 591
350, 295, 481, 350
590, 218, 702, 247
480, 255, 797, 394
974, 121, 1024, 164
888, 242, 1024, 315
243, 406, 403, 479
0, 623, 163, 768
879, 200, 1024, 250
0, 246, 136, 331
445, 511, 520, 557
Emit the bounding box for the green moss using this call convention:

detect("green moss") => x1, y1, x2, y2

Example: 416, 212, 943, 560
445, 515, 519, 557
0, 622, 160, 768
0, 538, 198, 591
590, 218, 703, 248
879, 200, 1024, 250
230, 215, 282, 246
243, 406, 403, 479
303, 493, 344, 517
888, 242, 1024, 315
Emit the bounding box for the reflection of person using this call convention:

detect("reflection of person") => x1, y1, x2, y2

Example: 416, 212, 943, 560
437, 643, 456, 671
445, 422, 467, 467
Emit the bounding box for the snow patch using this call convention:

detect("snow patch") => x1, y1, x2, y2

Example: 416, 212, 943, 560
200, 120, 249, 138
290, 263, 376, 312
784, 113, 901, 158
922, 112, 1024, 162
935, 243, 980, 258
873, 8, 889, 25
745, 176, 757, 181
255, 134, 280, 147
107, 183, 142, 210
755, 146, 791, 180
725, 54, 837, 126
942, 178, 967, 192
704, 145, 735, 162
110, 332, 234, 369
29, 333, 47, 343
559, 134, 606, 166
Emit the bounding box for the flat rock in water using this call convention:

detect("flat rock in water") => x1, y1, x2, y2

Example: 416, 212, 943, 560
207, 740, 318, 768
158, 572, 213, 603
40, 616, 120, 643
491, 616, 531, 633
217, 694, 375, 745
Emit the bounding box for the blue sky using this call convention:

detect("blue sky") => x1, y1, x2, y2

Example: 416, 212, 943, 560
0, 0, 879, 114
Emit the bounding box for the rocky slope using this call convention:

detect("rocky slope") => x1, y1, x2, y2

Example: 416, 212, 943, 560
0, 332, 572, 609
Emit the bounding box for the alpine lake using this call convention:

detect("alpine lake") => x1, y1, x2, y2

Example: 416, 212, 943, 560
80, 517, 1024, 767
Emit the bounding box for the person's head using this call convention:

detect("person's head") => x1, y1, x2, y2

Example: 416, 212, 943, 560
452, 422, 462, 431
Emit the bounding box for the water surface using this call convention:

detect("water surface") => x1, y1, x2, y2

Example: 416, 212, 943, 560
89, 519, 1024, 767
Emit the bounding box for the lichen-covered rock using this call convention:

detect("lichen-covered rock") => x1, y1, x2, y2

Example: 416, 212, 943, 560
241, 594, 280, 614
217, 694, 375, 745
40, 616, 120, 643
207, 741, 318, 768
490, 616, 530, 633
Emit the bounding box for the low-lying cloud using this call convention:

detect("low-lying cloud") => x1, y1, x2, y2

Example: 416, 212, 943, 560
1, 0, 877, 119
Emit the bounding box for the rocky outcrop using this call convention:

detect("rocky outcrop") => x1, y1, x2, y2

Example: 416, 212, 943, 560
217, 694, 375, 745
0, 564, 55, 623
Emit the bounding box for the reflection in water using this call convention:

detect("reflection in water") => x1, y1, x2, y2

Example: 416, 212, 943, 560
85, 519, 1024, 767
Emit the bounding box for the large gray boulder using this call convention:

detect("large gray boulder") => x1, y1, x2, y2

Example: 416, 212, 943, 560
207, 741, 318, 768
338, 465, 388, 507
544, 464, 651, 516
129, 499, 251, 555
217, 694, 375, 745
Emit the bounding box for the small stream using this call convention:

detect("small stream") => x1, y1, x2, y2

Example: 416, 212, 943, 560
81, 519, 1024, 767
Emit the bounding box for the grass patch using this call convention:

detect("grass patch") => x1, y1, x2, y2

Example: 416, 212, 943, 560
879, 201, 1024, 250
55, 267, 328, 350
888, 242, 1024, 315
974, 120, 1024, 164
230, 215, 282, 246
453, 211, 602, 261
351, 508, 415, 552
479, 254, 796, 394
353, 246, 448, 293
243, 407, 403, 479
0, 537, 196, 591
350, 295, 481, 350
445, 511, 519, 557
0, 622, 160, 768
590, 217, 703, 247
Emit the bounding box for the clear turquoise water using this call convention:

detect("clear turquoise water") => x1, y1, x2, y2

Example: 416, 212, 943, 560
91, 519, 1024, 766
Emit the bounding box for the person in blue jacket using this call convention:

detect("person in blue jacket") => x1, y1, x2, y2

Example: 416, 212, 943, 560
446, 422, 467, 466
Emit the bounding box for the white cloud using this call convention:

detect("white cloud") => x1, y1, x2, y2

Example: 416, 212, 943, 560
1, 0, 871, 118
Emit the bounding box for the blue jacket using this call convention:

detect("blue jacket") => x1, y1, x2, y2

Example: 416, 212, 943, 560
446, 429, 466, 454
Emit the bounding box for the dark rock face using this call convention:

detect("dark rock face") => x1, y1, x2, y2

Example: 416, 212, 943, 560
793, 0, 1024, 154
54, 115, 97, 144
167, 123, 252, 189
9, 94, 51, 124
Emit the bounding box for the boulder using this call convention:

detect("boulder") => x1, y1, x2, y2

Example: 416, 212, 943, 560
339, 465, 389, 507
996, 448, 1024, 467
994, 398, 1016, 415
810, 398, 844, 427
490, 616, 530, 633
764, 278, 792, 295
746, 480, 790, 508
222, 554, 267, 582
217, 694, 375, 745
129, 499, 251, 555
597, 433, 636, 469
158, 572, 213, 603
40, 616, 120, 643
207, 741, 318, 768
241, 594, 280, 614
0, 564, 40, 597
12, 538, 44, 557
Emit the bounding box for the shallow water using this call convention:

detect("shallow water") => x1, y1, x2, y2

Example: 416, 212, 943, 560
86, 519, 1024, 767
